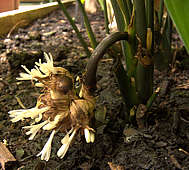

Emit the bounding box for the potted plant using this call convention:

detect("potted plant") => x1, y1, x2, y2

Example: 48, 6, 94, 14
0, 0, 20, 13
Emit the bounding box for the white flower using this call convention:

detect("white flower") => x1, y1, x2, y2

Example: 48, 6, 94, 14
17, 65, 45, 81
22, 120, 48, 140
35, 53, 55, 75
43, 114, 62, 130
9, 106, 49, 123
16, 52, 55, 81
57, 128, 77, 159
37, 130, 56, 161
84, 128, 95, 143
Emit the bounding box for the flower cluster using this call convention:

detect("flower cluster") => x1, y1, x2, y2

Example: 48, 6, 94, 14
9, 53, 95, 161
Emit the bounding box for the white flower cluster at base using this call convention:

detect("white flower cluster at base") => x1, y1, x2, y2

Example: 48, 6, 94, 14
9, 53, 95, 161
17, 53, 55, 81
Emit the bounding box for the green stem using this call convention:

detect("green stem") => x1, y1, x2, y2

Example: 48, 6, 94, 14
136, 64, 153, 103
146, 0, 154, 51
146, 87, 160, 110
158, 0, 164, 26
167, 14, 172, 48
103, 0, 110, 34
134, 0, 153, 104
110, 0, 125, 31
57, 0, 91, 56
126, 0, 132, 19
117, 0, 130, 28
133, 0, 147, 46
76, 0, 98, 49
113, 57, 138, 113
111, 0, 137, 79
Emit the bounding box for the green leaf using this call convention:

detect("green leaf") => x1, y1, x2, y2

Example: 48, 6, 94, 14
81, 0, 85, 4
164, 0, 189, 53
16, 148, 25, 159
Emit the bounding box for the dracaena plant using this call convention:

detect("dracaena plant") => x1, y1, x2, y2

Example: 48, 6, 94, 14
95, 0, 157, 125
9, 0, 177, 162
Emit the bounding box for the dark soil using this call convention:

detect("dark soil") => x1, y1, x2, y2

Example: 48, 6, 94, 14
0, 4, 189, 170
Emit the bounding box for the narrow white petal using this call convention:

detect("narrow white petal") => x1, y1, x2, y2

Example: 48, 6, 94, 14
17, 53, 56, 81
21, 65, 32, 75
9, 106, 49, 122
10, 114, 25, 122
30, 68, 44, 78
37, 130, 56, 161
35, 112, 43, 122
16, 73, 33, 80
57, 128, 77, 159
43, 115, 61, 130
25, 107, 49, 119
61, 128, 74, 144
61, 134, 70, 145
90, 132, 95, 143
9, 109, 28, 122
57, 143, 69, 159
9, 109, 27, 116
84, 128, 90, 143
23, 120, 48, 140
49, 53, 53, 63
35, 83, 44, 87
44, 52, 50, 63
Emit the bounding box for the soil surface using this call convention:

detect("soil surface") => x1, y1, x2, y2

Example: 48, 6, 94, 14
0, 4, 189, 170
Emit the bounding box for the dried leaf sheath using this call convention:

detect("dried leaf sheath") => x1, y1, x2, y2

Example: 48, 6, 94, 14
9, 53, 95, 161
